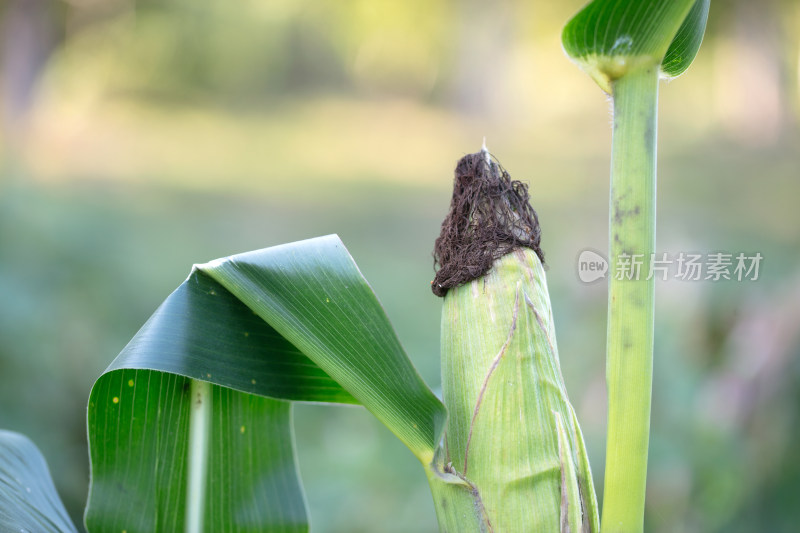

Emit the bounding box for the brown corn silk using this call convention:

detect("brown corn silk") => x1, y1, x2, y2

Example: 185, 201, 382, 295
432, 151, 544, 297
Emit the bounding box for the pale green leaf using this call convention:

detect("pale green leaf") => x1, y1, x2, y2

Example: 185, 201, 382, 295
0, 430, 78, 533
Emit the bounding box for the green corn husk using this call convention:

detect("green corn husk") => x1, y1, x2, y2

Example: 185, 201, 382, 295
425, 153, 598, 533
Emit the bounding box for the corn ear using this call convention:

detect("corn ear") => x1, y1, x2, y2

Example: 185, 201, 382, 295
427, 247, 599, 532
426, 151, 598, 531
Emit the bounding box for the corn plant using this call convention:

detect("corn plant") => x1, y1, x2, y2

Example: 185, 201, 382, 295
0, 1, 708, 532
0, 151, 594, 532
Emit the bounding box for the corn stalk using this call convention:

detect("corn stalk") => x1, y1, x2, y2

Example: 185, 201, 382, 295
563, 1, 710, 531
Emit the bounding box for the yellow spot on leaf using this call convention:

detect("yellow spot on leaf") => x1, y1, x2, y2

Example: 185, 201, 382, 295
326, 297, 330, 303
128, 379, 134, 387
112, 397, 119, 404
240, 426, 246, 434
251, 379, 256, 385
244, 331, 249, 337
206, 373, 211, 378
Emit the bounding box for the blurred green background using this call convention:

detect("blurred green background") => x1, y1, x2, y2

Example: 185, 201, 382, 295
1, 0, 799, 531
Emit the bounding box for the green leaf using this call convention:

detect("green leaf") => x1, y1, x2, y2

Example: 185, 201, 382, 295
85, 234, 446, 532
105, 261, 357, 405
562, 0, 704, 92
87, 371, 306, 532
198, 235, 445, 461
0, 430, 78, 533
661, 0, 710, 78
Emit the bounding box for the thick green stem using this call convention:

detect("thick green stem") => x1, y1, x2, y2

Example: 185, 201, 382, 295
601, 66, 658, 533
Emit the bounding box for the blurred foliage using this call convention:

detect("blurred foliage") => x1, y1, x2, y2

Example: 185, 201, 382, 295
1, 0, 799, 532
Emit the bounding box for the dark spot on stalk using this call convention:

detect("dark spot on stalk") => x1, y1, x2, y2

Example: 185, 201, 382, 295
623, 339, 633, 349
614, 232, 622, 244
645, 109, 656, 144
431, 151, 543, 297
614, 203, 641, 224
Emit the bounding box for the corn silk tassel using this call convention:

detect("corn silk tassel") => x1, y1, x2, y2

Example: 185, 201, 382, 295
424, 151, 599, 533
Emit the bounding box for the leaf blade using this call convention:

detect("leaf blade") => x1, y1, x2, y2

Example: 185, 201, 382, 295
661, 0, 710, 78
199, 234, 446, 463
108, 267, 357, 405
562, 0, 700, 92
86, 369, 308, 533
86, 234, 445, 531
0, 430, 78, 533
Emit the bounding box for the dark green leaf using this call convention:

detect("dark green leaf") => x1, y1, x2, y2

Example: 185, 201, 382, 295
199, 235, 445, 461
0, 430, 77, 533
85, 234, 446, 531
106, 266, 357, 405
661, 0, 710, 78
562, 0, 701, 92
